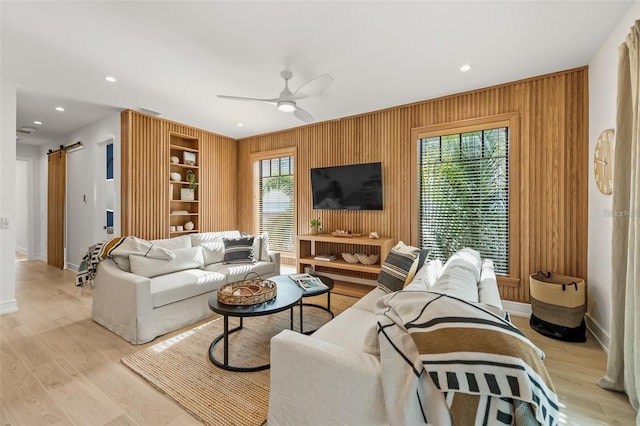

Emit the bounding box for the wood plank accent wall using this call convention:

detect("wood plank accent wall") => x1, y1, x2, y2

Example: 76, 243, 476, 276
236, 67, 589, 303
121, 110, 237, 239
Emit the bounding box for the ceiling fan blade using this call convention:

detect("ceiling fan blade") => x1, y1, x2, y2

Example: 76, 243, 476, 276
293, 106, 314, 123
288, 74, 334, 100
217, 95, 278, 104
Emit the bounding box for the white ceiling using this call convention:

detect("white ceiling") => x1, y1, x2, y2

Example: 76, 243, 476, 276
2, 1, 633, 145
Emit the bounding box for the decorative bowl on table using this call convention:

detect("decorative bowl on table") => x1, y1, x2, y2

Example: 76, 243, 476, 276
356, 253, 379, 265
341, 253, 360, 264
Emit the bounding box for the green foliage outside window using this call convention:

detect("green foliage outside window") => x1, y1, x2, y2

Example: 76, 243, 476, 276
419, 128, 509, 274
259, 157, 294, 252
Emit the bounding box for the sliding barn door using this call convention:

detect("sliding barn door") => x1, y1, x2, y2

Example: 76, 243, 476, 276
47, 150, 66, 268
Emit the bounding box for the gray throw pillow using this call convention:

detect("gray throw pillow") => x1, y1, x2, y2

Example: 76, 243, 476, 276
376, 249, 418, 293
222, 236, 255, 264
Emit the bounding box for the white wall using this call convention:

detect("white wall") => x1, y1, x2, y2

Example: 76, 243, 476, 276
14, 159, 28, 254
587, 2, 639, 349
63, 113, 120, 270
0, 79, 17, 314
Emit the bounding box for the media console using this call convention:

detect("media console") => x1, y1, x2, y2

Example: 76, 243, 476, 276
296, 233, 394, 286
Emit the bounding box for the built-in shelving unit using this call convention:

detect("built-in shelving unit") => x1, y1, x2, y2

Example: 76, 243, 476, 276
169, 133, 199, 237
297, 233, 394, 286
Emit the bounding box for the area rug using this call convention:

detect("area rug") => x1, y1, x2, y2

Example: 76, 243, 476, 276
121, 293, 357, 426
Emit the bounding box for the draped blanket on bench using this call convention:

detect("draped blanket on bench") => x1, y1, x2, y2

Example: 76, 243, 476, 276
373, 291, 559, 426
75, 236, 174, 287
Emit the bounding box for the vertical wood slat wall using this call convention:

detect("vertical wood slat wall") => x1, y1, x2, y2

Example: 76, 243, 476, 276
47, 150, 66, 269
236, 67, 589, 303
121, 110, 237, 239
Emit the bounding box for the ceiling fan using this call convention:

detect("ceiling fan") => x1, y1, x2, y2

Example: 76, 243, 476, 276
217, 71, 333, 123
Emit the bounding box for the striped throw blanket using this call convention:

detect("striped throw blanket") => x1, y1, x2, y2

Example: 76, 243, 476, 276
75, 236, 174, 287
374, 291, 559, 426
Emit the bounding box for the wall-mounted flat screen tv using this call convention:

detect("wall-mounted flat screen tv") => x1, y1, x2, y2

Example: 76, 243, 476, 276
310, 162, 383, 210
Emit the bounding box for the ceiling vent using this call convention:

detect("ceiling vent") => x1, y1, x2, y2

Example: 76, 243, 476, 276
133, 107, 161, 116
17, 126, 36, 134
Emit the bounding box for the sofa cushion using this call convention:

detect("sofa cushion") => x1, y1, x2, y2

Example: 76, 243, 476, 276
150, 269, 227, 308
151, 235, 192, 250
112, 255, 131, 272
198, 240, 226, 265
190, 231, 242, 247
376, 248, 419, 293
222, 236, 255, 264
130, 246, 205, 278
250, 232, 270, 262
312, 307, 378, 354
478, 259, 503, 309
204, 261, 276, 283
408, 258, 443, 291
352, 287, 387, 313
441, 247, 482, 281
429, 248, 481, 302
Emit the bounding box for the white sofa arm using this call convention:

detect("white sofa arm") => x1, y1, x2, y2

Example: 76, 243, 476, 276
268, 330, 388, 426
268, 250, 281, 274
91, 259, 153, 344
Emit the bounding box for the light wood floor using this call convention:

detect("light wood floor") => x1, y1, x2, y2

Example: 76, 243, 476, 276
1, 261, 636, 425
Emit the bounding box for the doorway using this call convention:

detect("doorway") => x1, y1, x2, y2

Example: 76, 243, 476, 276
94, 137, 115, 242
15, 158, 31, 260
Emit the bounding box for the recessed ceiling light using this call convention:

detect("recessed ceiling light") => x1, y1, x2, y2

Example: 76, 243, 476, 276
55, 106, 65, 112
237, 123, 244, 127
460, 64, 472, 72
33, 121, 42, 125
104, 75, 117, 83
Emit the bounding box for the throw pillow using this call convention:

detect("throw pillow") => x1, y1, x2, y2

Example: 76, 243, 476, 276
129, 246, 205, 278
376, 248, 419, 293
222, 236, 255, 264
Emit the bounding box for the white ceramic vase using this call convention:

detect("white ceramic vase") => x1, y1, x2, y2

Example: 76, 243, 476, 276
184, 221, 195, 231
170, 172, 182, 182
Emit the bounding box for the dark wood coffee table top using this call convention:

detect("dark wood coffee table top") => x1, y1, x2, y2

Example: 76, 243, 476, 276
208, 279, 302, 317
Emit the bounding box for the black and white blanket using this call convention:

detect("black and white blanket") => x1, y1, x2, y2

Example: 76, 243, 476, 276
75, 236, 174, 287
373, 290, 559, 426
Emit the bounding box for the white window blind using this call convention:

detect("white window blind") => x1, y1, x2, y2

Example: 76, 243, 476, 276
255, 156, 295, 252
418, 127, 509, 274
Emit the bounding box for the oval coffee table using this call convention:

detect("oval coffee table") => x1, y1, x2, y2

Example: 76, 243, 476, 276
208, 281, 302, 372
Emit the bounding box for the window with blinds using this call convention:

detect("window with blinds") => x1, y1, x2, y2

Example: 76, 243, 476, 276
255, 156, 295, 253
417, 127, 509, 274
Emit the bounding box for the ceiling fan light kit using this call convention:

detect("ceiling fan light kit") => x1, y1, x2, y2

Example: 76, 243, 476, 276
277, 101, 296, 112
217, 70, 333, 123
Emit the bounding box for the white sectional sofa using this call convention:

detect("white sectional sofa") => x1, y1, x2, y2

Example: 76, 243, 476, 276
268, 248, 503, 426
92, 231, 280, 344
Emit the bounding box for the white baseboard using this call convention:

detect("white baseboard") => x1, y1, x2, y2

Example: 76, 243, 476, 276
585, 313, 610, 353
66, 262, 80, 272
0, 299, 18, 315
502, 300, 532, 317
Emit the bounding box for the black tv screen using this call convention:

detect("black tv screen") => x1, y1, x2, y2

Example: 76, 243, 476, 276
310, 162, 383, 210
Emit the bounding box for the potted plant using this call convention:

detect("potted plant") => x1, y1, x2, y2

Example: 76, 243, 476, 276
310, 218, 322, 235
186, 170, 198, 191
180, 170, 198, 201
